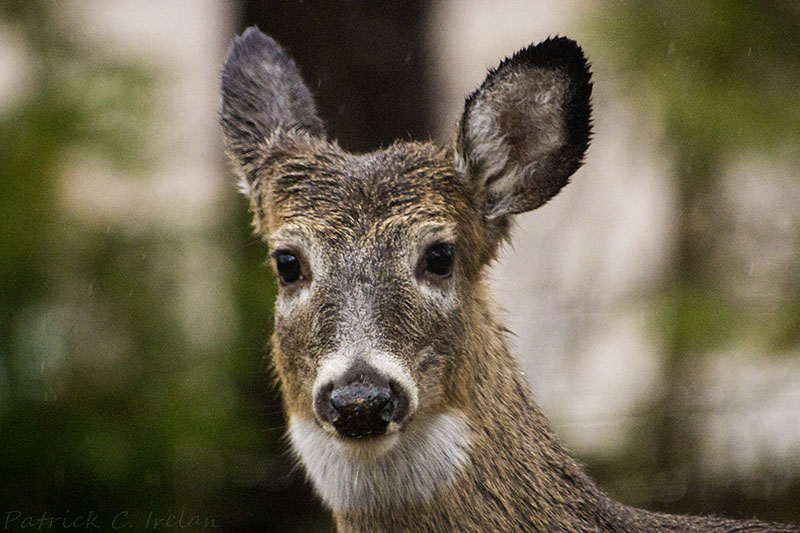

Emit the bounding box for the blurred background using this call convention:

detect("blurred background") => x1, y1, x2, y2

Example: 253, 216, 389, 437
1, 1, 798, 530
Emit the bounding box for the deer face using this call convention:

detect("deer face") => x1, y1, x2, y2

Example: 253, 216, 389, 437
220, 27, 591, 509
257, 142, 484, 444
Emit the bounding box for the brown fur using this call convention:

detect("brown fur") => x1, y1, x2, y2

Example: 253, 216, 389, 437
220, 27, 799, 532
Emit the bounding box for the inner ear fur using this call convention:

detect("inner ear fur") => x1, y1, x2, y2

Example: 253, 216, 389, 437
456, 36, 592, 220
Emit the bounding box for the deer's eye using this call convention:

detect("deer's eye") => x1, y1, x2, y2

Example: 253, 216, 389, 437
423, 243, 455, 278
273, 251, 302, 284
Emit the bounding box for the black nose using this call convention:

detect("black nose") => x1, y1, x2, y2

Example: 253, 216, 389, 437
328, 383, 396, 438
314, 360, 409, 439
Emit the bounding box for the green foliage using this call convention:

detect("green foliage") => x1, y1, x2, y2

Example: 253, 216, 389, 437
657, 286, 741, 356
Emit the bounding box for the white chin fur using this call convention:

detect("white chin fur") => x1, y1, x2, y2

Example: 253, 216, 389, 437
289, 411, 471, 513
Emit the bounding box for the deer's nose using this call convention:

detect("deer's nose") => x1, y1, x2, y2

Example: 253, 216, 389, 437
328, 384, 395, 438
314, 360, 410, 439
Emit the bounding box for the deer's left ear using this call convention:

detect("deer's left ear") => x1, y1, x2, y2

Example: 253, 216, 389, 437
455, 37, 592, 219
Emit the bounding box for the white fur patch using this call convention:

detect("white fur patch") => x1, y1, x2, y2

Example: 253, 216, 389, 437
275, 286, 311, 316
289, 411, 472, 513
237, 176, 253, 198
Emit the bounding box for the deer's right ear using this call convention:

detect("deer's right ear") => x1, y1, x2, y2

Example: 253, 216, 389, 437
220, 27, 325, 184
455, 37, 592, 221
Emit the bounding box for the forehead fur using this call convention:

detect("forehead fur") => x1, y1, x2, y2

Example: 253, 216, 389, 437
255, 141, 474, 243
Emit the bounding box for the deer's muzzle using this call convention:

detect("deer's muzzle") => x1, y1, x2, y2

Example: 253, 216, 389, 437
314, 360, 411, 439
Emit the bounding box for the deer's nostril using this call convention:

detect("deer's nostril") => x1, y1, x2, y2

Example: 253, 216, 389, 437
313, 381, 336, 424
378, 395, 399, 422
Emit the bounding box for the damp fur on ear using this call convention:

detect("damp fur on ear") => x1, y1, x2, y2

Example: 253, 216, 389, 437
220, 26, 326, 183
455, 36, 593, 220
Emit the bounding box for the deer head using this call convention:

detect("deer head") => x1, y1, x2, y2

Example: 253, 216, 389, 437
220, 26, 591, 513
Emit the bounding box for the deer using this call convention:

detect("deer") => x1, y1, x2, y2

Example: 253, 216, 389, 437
219, 26, 799, 533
